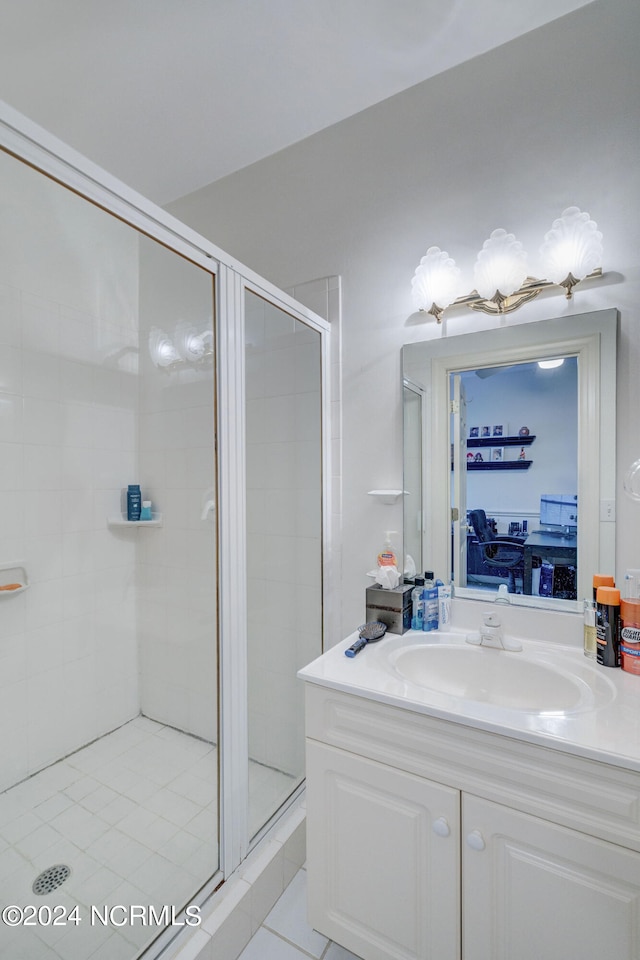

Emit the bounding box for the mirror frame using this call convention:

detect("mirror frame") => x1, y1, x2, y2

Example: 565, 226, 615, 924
402, 309, 618, 609
402, 376, 425, 577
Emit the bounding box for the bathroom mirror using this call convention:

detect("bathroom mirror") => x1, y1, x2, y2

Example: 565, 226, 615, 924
402, 309, 617, 610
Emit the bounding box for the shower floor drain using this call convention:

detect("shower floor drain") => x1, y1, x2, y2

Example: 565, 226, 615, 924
32, 864, 71, 896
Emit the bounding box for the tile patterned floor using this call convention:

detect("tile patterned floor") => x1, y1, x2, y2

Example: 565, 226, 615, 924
0, 717, 218, 959
239, 868, 362, 960
0, 715, 302, 959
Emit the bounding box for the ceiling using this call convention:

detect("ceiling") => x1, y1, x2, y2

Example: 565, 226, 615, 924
0, 0, 594, 205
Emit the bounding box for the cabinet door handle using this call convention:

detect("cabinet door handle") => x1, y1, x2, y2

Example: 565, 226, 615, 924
432, 817, 450, 837
466, 830, 486, 851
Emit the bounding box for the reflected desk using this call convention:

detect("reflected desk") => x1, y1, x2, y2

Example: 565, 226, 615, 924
523, 531, 577, 596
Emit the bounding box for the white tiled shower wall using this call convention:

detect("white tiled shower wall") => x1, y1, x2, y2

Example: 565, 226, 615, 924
0, 153, 140, 790
0, 152, 219, 793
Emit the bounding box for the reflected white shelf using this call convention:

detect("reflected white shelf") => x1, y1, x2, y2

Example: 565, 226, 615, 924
367, 489, 406, 504
0, 560, 29, 596
108, 513, 163, 528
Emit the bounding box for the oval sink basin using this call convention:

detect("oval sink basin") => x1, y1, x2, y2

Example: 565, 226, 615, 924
390, 643, 604, 712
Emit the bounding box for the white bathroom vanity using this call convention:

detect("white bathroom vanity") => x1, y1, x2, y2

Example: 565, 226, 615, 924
300, 619, 640, 960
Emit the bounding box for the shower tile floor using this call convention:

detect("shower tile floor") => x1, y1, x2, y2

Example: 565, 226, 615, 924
0, 716, 294, 960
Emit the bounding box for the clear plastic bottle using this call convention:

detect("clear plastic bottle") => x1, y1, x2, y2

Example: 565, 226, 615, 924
437, 582, 451, 627
623, 569, 640, 600
411, 576, 425, 631
583, 597, 597, 659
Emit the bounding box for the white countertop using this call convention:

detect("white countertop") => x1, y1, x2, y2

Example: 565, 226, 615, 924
299, 627, 640, 774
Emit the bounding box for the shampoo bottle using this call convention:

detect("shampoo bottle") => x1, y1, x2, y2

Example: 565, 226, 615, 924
593, 573, 615, 601
423, 571, 439, 632
596, 585, 621, 667
127, 484, 142, 521
411, 576, 425, 631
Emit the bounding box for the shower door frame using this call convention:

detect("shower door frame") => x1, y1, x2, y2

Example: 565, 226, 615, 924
218, 273, 331, 870
0, 100, 330, 943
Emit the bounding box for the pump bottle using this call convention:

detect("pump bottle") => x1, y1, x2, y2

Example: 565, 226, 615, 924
377, 532, 398, 568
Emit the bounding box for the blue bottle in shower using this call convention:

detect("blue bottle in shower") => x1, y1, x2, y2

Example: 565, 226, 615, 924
127, 484, 142, 521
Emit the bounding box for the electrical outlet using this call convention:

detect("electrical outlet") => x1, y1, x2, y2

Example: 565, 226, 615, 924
600, 499, 616, 521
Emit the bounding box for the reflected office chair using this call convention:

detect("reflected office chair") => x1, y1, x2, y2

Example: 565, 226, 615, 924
468, 508, 525, 594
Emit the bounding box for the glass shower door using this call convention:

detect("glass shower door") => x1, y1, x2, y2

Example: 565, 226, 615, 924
244, 290, 323, 839
0, 144, 219, 960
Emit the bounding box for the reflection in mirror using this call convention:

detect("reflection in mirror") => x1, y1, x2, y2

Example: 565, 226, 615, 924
451, 359, 578, 599
402, 310, 617, 610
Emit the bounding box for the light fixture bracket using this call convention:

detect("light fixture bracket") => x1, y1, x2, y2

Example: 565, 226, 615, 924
427, 302, 446, 323
451, 268, 602, 317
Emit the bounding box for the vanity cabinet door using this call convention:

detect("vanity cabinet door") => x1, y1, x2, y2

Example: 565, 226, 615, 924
306, 739, 460, 960
462, 794, 640, 960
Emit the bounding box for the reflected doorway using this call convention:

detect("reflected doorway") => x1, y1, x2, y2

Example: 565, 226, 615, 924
451, 357, 578, 599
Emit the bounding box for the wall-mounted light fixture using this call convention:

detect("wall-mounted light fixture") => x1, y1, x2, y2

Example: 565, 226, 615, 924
411, 207, 603, 323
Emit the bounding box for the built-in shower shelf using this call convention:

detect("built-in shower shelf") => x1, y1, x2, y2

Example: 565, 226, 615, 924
108, 513, 163, 528
367, 489, 406, 504
0, 560, 29, 596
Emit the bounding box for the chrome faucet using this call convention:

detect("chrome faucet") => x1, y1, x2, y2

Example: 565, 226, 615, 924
494, 583, 511, 604
466, 611, 522, 651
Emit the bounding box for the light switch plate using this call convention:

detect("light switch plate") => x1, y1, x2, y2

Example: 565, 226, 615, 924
600, 499, 615, 521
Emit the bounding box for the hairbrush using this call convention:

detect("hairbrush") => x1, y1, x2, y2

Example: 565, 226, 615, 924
344, 621, 387, 657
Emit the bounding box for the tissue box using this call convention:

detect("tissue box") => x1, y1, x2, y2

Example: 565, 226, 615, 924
366, 583, 413, 635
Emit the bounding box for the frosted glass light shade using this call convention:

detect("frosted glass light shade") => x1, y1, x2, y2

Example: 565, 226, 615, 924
411, 246, 461, 312
473, 229, 528, 300
149, 327, 179, 367
624, 459, 640, 501
539, 206, 603, 283
176, 320, 206, 361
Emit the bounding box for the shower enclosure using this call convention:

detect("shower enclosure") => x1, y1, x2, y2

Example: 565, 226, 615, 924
0, 105, 328, 959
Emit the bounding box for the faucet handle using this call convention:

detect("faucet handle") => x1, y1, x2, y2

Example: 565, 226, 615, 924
482, 611, 501, 627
